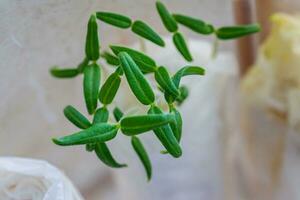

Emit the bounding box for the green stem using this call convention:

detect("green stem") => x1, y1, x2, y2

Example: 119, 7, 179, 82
139, 38, 147, 53
211, 36, 219, 59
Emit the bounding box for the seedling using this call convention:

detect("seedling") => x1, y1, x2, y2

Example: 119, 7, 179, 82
50, 1, 260, 181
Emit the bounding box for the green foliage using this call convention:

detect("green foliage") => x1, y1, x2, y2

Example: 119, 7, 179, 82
85, 14, 100, 61
113, 107, 124, 122
156, 1, 178, 32
173, 32, 193, 62
93, 107, 109, 124
63, 105, 91, 129
96, 12, 132, 29
172, 66, 205, 87
131, 136, 152, 180
216, 24, 261, 40
118, 52, 155, 105
110, 45, 157, 73
51, 1, 260, 181
173, 14, 214, 35
95, 142, 127, 168
101, 51, 120, 66
50, 67, 79, 78
176, 86, 189, 105
52, 123, 119, 146
155, 66, 179, 98
120, 114, 174, 136
169, 106, 182, 142
99, 72, 121, 105
83, 63, 101, 114
148, 105, 182, 158
131, 20, 165, 47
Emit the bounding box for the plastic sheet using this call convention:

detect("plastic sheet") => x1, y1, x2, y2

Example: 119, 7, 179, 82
0, 157, 83, 200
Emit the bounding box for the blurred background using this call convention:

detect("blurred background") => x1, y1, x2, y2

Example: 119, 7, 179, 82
1, 0, 300, 200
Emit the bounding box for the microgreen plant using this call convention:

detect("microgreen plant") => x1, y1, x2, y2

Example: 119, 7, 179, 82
50, 1, 260, 181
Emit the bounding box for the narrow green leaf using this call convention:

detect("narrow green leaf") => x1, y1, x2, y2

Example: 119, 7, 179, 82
77, 57, 89, 73
120, 114, 174, 136
173, 32, 193, 62
95, 142, 127, 168
118, 52, 155, 105
101, 51, 120, 66
156, 1, 178, 32
131, 20, 165, 47
52, 123, 119, 146
154, 66, 179, 98
113, 107, 124, 122
169, 107, 182, 142
148, 106, 182, 158
110, 45, 157, 73
173, 14, 214, 35
216, 23, 261, 40
50, 67, 79, 78
85, 14, 100, 61
131, 136, 152, 180
96, 12, 132, 29
176, 86, 189, 105
83, 63, 101, 115
115, 66, 124, 75
99, 72, 121, 105
63, 105, 91, 129
93, 107, 109, 124
172, 66, 205, 88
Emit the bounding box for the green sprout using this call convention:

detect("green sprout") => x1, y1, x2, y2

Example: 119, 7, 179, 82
50, 1, 260, 181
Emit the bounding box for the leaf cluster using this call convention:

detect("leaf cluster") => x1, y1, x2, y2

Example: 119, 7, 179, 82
50, 1, 260, 181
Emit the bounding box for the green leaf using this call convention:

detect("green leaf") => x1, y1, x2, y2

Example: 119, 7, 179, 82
131, 136, 152, 181
118, 52, 155, 105
96, 12, 132, 29
131, 20, 165, 47
93, 107, 109, 124
173, 14, 214, 35
99, 72, 121, 105
50, 67, 79, 78
77, 57, 89, 73
110, 45, 157, 73
101, 51, 120, 66
83, 63, 101, 115
95, 142, 127, 168
154, 66, 179, 98
165, 65, 199, 102
169, 107, 182, 142
52, 123, 119, 146
115, 66, 124, 75
156, 1, 178, 32
172, 66, 205, 88
148, 106, 182, 158
120, 114, 174, 136
176, 86, 189, 105
85, 14, 100, 61
113, 107, 124, 122
63, 105, 91, 129
87, 107, 109, 154
172, 32, 193, 62
216, 23, 261, 40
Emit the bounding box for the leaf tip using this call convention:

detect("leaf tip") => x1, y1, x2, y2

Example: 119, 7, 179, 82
52, 138, 63, 146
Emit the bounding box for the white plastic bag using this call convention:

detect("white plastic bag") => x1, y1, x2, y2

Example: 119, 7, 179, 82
0, 157, 83, 200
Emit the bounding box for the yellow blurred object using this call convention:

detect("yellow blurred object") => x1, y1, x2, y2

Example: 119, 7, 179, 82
242, 13, 300, 122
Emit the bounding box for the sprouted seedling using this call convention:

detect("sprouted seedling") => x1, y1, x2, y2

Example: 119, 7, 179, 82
50, 1, 260, 181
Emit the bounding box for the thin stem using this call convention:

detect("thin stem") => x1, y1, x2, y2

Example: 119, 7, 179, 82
211, 36, 219, 59
139, 38, 147, 53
